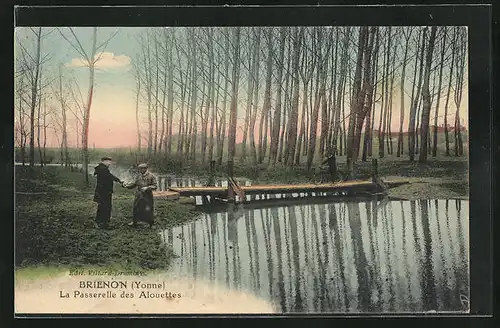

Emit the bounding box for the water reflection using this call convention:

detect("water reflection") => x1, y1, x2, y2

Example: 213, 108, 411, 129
162, 199, 469, 313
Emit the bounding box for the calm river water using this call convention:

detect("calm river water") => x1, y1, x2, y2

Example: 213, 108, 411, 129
161, 198, 469, 313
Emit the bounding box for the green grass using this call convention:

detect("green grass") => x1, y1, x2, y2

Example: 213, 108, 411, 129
15, 265, 68, 281
15, 166, 199, 272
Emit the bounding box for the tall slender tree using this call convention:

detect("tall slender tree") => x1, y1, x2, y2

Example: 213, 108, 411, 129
419, 26, 438, 162
228, 27, 242, 166
58, 27, 118, 185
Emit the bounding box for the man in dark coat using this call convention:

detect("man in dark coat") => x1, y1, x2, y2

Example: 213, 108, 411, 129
123, 163, 158, 228
93, 156, 123, 229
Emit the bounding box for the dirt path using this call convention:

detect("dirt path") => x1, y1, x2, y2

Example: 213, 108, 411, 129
15, 272, 275, 314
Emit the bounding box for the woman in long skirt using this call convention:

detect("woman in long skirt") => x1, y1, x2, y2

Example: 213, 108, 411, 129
124, 163, 158, 228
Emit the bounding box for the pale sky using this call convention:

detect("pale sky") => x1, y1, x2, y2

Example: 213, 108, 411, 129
14, 26, 468, 149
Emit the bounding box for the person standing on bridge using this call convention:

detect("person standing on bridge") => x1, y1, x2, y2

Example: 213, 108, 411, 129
93, 156, 124, 229
123, 163, 158, 228
321, 147, 338, 183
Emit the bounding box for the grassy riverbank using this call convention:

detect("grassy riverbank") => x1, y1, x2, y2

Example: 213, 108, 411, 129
230, 156, 469, 200
15, 166, 200, 278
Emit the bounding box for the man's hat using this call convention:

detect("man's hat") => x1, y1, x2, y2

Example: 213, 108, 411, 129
101, 156, 112, 161
138, 163, 148, 169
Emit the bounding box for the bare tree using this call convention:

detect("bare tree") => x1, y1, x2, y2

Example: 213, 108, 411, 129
133, 64, 142, 151
217, 29, 231, 166
346, 27, 368, 178
259, 27, 274, 165
453, 27, 467, 157
227, 27, 242, 166
248, 28, 262, 165
206, 28, 216, 164
58, 27, 118, 186
432, 27, 448, 157
296, 29, 315, 165
15, 71, 29, 165
332, 27, 351, 154
362, 28, 380, 162
55, 64, 70, 166
408, 27, 426, 161
270, 27, 286, 165
306, 28, 325, 169
284, 27, 304, 166
397, 27, 413, 157
353, 27, 377, 161
419, 26, 438, 162
18, 27, 43, 167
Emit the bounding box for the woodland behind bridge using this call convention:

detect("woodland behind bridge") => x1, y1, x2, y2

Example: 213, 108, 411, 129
15, 26, 467, 184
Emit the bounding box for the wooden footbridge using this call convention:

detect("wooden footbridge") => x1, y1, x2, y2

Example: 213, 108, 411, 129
170, 179, 407, 197
153, 159, 410, 204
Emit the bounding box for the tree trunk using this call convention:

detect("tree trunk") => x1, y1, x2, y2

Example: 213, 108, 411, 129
29, 27, 42, 167
145, 32, 153, 157
453, 27, 466, 157
228, 27, 242, 165
377, 30, 387, 159
306, 53, 323, 169
362, 28, 380, 162
217, 31, 231, 166
278, 38, 292, 163
362, 28, 379, 162
419, 26, 437, 162
333, 27, 351, 154
37, 91, 43, 165
58, 65, 70, 166
296, 83, 308, 165
207, 28, 216, 165
341, 69, 348, 156
432, 27, 447, 157
259, 28, 273, 164
346, 27, 368, 179
379, 27, 392, 159
177, 68, 187, 158
16, 75, 27, 166
252, 29, 262, 165
296, 32, 314, 166
154, 36, 160, 154
241, 33, 253, 162
200, 50, 210, 165
415, 92, 422, 154
81, 28, 98, 186
327, 27, 339, 151
174, 33, 186, 157
167, 29, 174, 155
408, 27, 427, 162
397, 29, 412, 157
443, 31, 456, 157
42, 96, 47, 163
284, 27, 303, 166
353, 27, 376, 161
159, 37, 167, 153
308, 29, 329, 170
135, 70, 142, 151
187, 30, 198, 161
386, 40, 397, 156
270, 27, 286, 165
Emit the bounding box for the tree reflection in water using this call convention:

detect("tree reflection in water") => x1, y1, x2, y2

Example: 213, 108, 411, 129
163, 199, 469, 313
